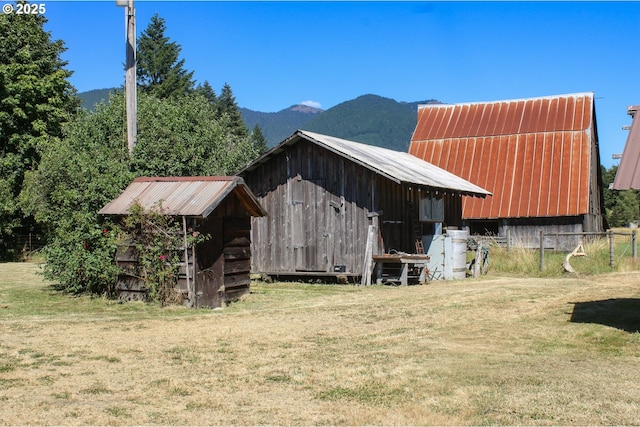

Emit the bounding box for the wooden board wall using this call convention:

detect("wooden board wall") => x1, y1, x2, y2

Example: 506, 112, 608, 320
244, 139, 464, 275
115, 191, 255, 308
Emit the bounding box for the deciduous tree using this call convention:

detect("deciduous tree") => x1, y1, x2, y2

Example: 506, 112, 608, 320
22, 91, 260, 294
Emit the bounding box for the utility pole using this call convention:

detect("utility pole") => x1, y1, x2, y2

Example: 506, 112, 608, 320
116, 0, 137, 154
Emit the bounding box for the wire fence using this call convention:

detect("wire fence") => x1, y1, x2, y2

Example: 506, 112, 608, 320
539, 230, 637, 271
15, 234, 45, 259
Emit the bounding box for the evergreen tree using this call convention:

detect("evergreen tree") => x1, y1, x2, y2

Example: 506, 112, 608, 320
250, 124, 268, 155
196, 80, 217, 105
137, 14, 194, 98
0, 10, 79, 259
215, 83, 248, 138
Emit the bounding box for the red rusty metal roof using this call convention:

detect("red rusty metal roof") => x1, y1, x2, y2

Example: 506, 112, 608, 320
98, 176, 267, 218
611, 105, 640, 189
409, 93, 596, 219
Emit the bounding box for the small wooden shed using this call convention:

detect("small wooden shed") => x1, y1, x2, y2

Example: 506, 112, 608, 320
237, 130, 490, 280
98, 176, 267, 308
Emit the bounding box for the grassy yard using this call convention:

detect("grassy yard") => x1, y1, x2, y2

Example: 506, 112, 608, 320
1, 262, 640, 425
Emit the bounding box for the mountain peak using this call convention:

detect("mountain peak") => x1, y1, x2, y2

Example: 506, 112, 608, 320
288, 104, 324, 114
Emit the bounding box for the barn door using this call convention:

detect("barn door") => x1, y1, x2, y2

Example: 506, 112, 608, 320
291, 179, 328, 272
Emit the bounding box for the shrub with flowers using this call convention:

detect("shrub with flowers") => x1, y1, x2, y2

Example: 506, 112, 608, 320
119, 201, 209, 306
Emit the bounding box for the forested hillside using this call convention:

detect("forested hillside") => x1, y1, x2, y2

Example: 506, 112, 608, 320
238, 94, 440, 149
304, 94, 439, 151
240, 104, 323, 147
79, 88, 116, 110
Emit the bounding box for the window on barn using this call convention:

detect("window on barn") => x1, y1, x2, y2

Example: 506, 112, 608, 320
419, 194, 444, 222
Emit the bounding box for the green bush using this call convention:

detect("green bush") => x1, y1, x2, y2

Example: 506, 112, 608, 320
22, 91, 256, 296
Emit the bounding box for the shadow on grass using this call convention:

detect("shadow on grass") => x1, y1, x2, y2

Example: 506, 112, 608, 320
570, 298, 640, 333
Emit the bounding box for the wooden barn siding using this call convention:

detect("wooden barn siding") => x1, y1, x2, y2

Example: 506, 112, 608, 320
195, 194, 253, 307
115, 244, 152, 302
192, 216, 223, 308
493, 217, 585, 251
246, 140, 464, 275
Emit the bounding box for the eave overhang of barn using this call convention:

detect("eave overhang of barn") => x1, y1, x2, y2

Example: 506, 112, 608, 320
409, 92, 596, 220
98, 176, 267, 218
237, 130, 491, 198
611, 105, 640, 190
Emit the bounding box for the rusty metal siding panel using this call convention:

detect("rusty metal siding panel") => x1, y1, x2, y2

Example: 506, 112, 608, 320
539, 132, 555, 216
409, 93, 596, 220
430, 105, 450, 140
516, 134, 532, 217
450, 104, 469, 137
464, 103, 482, 137
548, 96, 563, 131
565, 96, 578, 130
528, 133, 543, 217
478, 102, 497, 137
558, 132, 572, 215
510, 100, 527, 135
519, 99, 535, 134
413, 107, 430, 140
487, 101, 505, 136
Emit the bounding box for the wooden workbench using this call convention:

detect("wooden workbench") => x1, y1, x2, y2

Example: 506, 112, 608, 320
372, 254, 430, 285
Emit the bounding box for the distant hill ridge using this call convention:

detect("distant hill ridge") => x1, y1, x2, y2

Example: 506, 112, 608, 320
78, 89, 440, 151
79, 88, 117, 110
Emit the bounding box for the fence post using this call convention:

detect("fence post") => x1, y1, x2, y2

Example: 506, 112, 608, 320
539, 230, 544, 272
633, 229, 637, 260
609, 229, 615, 269
506, 228, 511, 253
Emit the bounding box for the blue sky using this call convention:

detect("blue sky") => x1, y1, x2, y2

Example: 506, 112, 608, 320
39, 1, 640, 167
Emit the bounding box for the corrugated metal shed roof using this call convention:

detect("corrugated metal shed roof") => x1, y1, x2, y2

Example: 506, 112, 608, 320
409, 93, 596, 219
98, 176, 267, 217
238, 130, 491, 197
611, 105, 640, 189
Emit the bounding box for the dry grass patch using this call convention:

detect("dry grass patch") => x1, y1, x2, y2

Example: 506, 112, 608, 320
1, 263, 640, 425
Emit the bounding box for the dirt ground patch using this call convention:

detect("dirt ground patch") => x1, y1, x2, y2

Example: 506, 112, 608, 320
1, 263, 640, 425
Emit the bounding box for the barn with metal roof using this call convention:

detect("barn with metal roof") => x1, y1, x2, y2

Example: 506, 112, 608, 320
237, 130, 490, 280
409, 92, 606, 249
